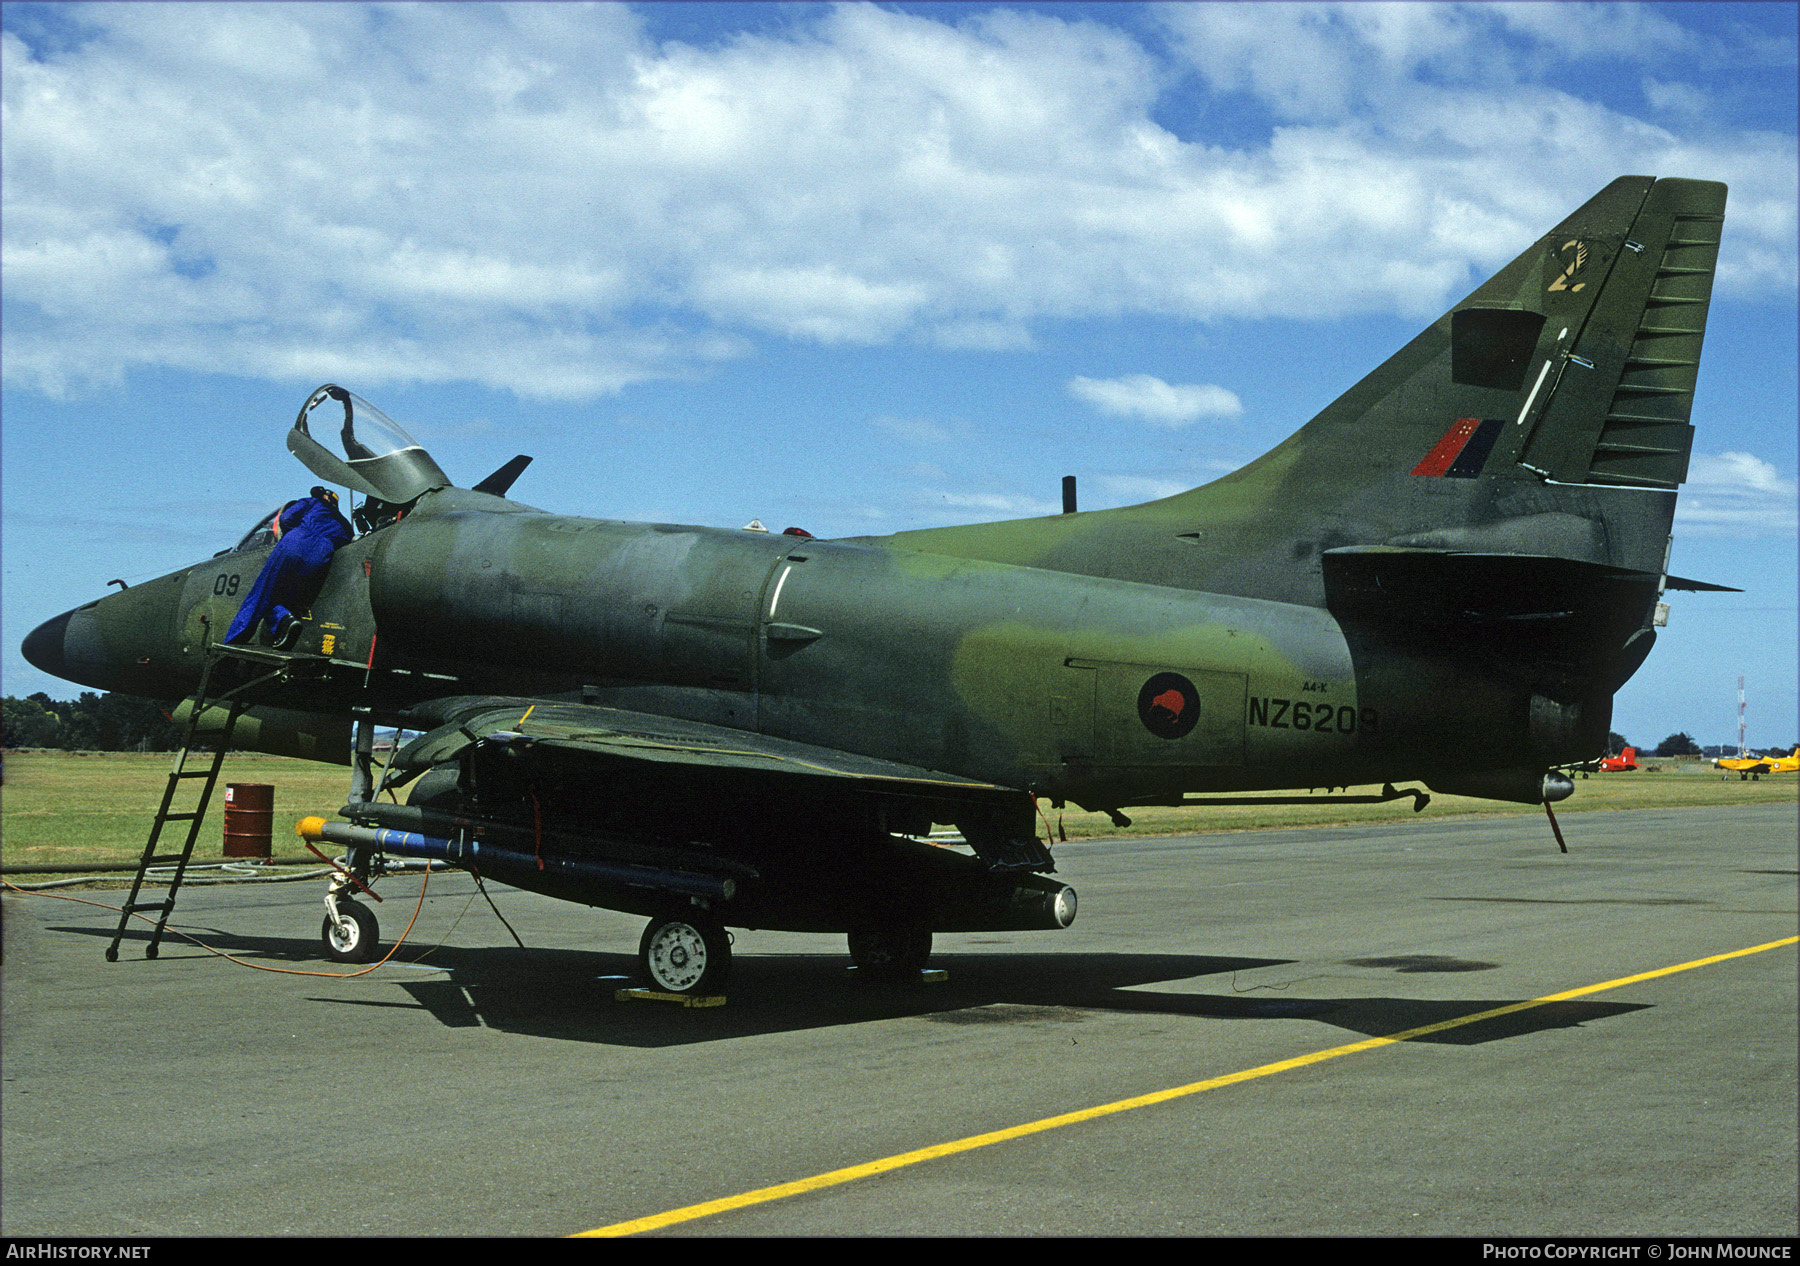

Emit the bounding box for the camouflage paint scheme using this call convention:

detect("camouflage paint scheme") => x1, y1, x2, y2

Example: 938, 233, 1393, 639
24, 177, 1726, 942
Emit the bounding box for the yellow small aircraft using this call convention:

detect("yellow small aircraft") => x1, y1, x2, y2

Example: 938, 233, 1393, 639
1715, 748, 1800, 778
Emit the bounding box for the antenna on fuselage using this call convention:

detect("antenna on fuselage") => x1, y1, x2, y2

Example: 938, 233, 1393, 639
472, 455, 533, 497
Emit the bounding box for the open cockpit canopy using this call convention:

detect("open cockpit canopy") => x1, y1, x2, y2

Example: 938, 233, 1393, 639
286, 384, 451, 506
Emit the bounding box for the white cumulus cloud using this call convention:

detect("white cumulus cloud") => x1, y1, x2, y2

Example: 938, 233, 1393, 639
1675, 451, 1798, 538
1068, 374, 1242, 427
1, 1, 1793, 400
928, 489, 1063, 523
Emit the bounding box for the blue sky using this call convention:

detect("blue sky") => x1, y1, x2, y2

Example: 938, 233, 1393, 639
4, 1, 1796, 749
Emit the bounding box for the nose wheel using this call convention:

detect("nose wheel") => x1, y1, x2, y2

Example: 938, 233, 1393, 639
639, 915, 731, 995
322, 898, 380, 963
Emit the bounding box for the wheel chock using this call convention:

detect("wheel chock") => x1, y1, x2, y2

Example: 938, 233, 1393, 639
614, 987, 726, 1008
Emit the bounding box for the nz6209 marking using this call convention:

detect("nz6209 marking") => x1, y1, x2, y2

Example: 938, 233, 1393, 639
1249, 697, 1376, 734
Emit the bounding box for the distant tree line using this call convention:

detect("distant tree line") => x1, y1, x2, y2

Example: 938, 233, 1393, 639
3, 693, 182, 752
1611, 731, 1795, 758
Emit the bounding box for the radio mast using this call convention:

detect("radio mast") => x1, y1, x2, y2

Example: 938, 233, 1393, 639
1737, 675, 1747, 758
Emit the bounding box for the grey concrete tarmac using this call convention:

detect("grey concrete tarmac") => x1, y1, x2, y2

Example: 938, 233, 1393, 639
3, 803, 1794, 1238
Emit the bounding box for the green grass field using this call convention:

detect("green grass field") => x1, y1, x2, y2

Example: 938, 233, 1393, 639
3, 748, 1792, 877
1050, 759, 1797, 839
0, 749, 1792, 875
2, 750, 356, 872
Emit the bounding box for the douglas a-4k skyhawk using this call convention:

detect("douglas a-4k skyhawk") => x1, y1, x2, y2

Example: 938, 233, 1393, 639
24, 176, 1735, 995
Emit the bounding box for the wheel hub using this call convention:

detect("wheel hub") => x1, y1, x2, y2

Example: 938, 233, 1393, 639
648, 923, 708, 991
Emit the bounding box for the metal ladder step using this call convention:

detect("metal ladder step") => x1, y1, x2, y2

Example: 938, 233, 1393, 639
105, 636, 333, 962
106, 642, 240, 961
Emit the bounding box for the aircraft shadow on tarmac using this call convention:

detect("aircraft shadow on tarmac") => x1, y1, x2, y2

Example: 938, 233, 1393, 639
79, 921, 1646, 1049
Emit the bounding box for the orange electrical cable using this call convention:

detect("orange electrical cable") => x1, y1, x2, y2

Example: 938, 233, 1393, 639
2, 865, 432, 979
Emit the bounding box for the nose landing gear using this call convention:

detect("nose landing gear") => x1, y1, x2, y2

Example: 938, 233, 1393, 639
322, 896, 380, 963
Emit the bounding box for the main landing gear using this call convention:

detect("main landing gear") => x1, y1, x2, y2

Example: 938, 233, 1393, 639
847, 925, 933, 982
639, 914, 731, 995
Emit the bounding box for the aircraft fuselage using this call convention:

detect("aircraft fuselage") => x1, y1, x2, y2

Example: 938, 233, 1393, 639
25, 485, 1582, 813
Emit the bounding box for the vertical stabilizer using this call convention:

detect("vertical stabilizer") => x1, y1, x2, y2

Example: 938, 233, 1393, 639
877, 177, 1728, 610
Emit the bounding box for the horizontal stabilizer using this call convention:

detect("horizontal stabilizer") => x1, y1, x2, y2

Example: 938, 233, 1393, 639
1662, 574, 1740, 593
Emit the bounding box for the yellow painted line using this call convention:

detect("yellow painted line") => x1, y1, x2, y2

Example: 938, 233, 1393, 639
577, 934, 1798, 1238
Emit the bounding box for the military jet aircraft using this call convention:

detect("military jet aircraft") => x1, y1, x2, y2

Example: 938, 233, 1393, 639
23, 176, 1732, 995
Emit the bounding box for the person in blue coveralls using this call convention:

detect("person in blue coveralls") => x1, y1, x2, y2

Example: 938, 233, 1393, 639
224, 486, 354, 646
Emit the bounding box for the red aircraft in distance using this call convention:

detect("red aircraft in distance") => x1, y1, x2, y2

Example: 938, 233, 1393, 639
1597, 747, 1638, 771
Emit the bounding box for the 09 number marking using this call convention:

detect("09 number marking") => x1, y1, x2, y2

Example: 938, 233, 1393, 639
213, 574, 240, 597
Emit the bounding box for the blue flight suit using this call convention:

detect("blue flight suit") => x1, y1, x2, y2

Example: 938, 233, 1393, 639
224, 494, 353, 644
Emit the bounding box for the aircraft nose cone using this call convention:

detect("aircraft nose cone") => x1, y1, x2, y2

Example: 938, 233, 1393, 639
21, 610, 71, 678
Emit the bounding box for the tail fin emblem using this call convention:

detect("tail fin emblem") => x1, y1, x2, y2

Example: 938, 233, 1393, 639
1547, 239, 1589, 292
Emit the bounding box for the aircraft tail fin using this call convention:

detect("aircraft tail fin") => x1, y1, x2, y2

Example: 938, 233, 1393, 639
1230, 175, 1729, 579
878, 177, 1728, 607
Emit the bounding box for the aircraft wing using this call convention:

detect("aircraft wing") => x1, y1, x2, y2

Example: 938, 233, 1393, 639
391, 694, 1014, 798
363, 695, 1064, 938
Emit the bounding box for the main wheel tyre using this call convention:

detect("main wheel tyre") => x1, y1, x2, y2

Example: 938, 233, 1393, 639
639, 916, 730, 995
322, 899, 379, 964
847, 926, 932, 981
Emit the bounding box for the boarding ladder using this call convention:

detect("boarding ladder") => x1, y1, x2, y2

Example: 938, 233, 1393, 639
104, 639, 333, 961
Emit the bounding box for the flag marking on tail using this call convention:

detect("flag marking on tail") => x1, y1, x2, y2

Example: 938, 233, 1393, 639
1412, 418, 1505, 479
